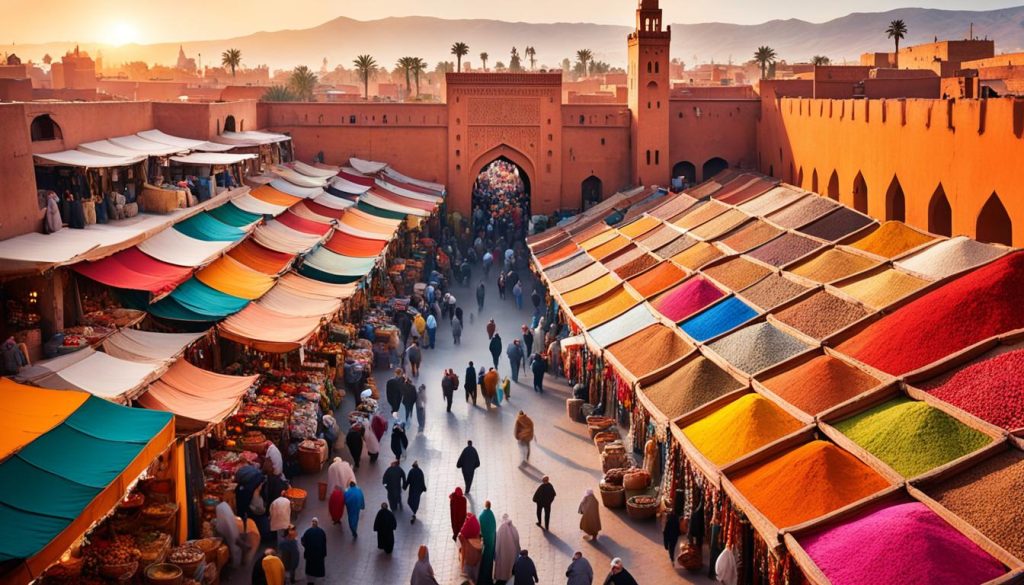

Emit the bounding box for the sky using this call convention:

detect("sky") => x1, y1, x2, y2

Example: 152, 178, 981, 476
2, 0, 1023, 45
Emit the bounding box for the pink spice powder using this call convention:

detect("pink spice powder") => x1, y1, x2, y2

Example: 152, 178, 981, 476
653, 277, 725, 322
801, 502, 1005, 585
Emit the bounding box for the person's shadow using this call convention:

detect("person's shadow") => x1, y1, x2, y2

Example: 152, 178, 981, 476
517, 461, 545, 481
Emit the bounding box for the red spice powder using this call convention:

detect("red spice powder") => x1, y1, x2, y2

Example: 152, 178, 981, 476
627, 261, 688, 297
919, 348, 1024, 431
838, 252, 1024, 375
760, 353, 881, 415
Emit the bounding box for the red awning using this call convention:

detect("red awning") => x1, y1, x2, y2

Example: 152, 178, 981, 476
371, 186, 438, 212
339, 171, 375, 187
276, 210, 333, 236
73, 248, 192, 296
301, 199, 347, 220
324, 231, 389, 258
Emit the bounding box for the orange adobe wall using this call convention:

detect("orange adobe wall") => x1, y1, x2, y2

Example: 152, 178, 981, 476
758, 96, 1024, 245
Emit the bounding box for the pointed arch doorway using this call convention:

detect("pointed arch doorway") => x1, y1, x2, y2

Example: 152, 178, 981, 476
469, 144, 535, 242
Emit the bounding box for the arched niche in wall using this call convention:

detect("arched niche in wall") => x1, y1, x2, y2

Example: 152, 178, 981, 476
928, 184, 952, 237
581, 175, 603, 209
701, 157, 728, 182
852, 171, 868, 213
672, 161, 696, 184
811, 169, 819, 194
31, 114, 62, 141
976, 192, 1013, 246
885, 175, 906, 222
827, 170, 840, 201
224, 115, 237, 132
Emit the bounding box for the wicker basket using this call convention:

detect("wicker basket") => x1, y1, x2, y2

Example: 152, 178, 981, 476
100, 560, 138, 579
145, 562, 183, 585
626, 496, 659, 520
599, 484, 626, 509
566, 398, 584, 421
622, 470, 651, 491
285, 488, 307, 513
297, 446, 323, 474
594, 430, 621, 451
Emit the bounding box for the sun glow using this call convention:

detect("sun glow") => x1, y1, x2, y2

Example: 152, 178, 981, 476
105, 20, 141, 46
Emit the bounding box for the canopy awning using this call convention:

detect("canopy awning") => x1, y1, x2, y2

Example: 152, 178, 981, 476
149, 277, 249, 321
219, 303, 327, 353
231, 192, 291, 217
78, 139, 156, 158
257, 281, 343, 317
273, 166, 327, 188
251, 185, 303, 207
349, 157, 388, 175
374, 179, 443, 204
299, 199, 346, 220
324, 231, 389, 258
312, 192, 355, 210
336, 171, 375, 189
251, 220, 329, 254
173, 212, 247, 242
102, 329, 207, 363
0, 380, 173, 581
221, 130, 291, 145
276, 271, 358, 300
34, 150, 146, 168
136, 129, 207, 150
29, 348, 168, 402
361, 192, 431, 217
171, 152, 256, 166
136, 227, 237, 267
194, 255, 277, 300
276, 210, 334, 235
381, 166, 445, 195
137, 359, 256, 432
270, 178, 324, 199
72, 247, 192, 296
109, 134, 187, 156
291, 161, 339, 178
227, 239, 295, 275
302, 248, 377, 276
206, 201, 263, 228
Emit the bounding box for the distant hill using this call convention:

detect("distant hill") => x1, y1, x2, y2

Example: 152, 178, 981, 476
10, 6, 1024, 72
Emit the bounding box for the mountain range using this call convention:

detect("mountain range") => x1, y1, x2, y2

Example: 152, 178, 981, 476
10, 6, 1024, 72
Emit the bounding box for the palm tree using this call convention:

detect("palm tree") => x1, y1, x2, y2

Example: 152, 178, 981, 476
887, 19, 908, 68
525, 46, 537, 70
811, 55, 830, 66
576, 49, 593, 78
353, 54, 378, 100
261, 85, 297, 102
42, 53, 52, 65
451, 42, 469, 72
754, 46, 777, 79
288, 65, 318, 101
509, 47, 523, 72
221, 48, 242, 77
396, 57, 415, 99
479, 52, 489, 71
411, 58, 427, 96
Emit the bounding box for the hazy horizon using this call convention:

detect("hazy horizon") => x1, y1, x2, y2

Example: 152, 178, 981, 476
3, 0, 1023, 46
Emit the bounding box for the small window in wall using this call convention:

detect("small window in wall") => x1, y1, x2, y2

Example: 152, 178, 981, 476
646, 150, 651, 165
647, 102, 651, 109
456, 164, 462, 172
647, 62, 652, 73
547, 150, 553, 157
600, 138, 605, 146
240, 119, 245, 131
455, 150, 460, 157
350, 115, 357, 124
579, 115, 585, 124
655, 62, 660, 74
30, 114, 62, 141
456, 134, 461, 141
382, 115, 388, 124
548, 134, 553, 141
657, 101, 661, 109
655, 150, 660, 165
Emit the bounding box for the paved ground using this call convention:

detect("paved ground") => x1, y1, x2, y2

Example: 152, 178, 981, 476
224, 267, 714, 585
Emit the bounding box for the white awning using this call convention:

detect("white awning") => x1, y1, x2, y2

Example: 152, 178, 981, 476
222, 130, 291, 145
375, 179, 443, 203
231, 192, 291, 217
292, 161, 339, 178
35, 150, 146, 168
194, 141, 239, 152
270, 178, 324, 198
136, 228, 238, 267
108, 134, 185, 156
102, 329, 207, 363
360, 192, 429, 217
273, 166, 327, 188
137, 129, 209, 150
171, 152, 257, 166
330, 175, 371, 195
312, 193, 355, 210
78, 140, 149, 158
349, 157, 388, 175
382, 167, 446, 195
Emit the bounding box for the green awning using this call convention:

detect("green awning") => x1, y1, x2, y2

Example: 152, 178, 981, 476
357, 200, 408, 221
173, 212, 245, 242
207, 202, 263, 227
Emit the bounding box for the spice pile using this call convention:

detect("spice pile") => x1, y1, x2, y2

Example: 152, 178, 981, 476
605, 324, 692, 379
638, 355, 745, 420
690, 208, 749, 240
836, 268, 930, 310
928, 450, 1024, 560
729, 441, 890, 528
639, 224, 687, 249
738, 187, 805, 216
671, 242, 724, 270
612, 252, 659, 279
701, 257, 772, 291
797, 208, 875, 242
563, 274, 620, 307
800, 501, 1006, 585
895, 236, 1006, 280
738, 274, 810, 311
680, 296, 759, 342
787, 248, 878, 283
682, 393, 804, 465
545, 254, 595, 281
718, 220, 783, 253
832, 397, 992, 477
846, 221, 935, 258
766, 196, 838, 229
837, 252, 1024, 375
652, 277, 725, 322
918, 348, 1024, 431
618, 215, 661, 238
626, 261, 687, 297
759, 353, 880, 416
773, 290, 870, 340
573, 286, 639, 328
746, 233, 822, 267
708, 322, 810, 375
674, 201, 729, 230
653, 234, 698, 259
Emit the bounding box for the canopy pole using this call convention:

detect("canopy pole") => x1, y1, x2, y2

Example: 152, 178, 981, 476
175, 440, 188, 544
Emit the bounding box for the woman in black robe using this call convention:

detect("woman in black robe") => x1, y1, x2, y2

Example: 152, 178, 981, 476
374, 503, 398, 554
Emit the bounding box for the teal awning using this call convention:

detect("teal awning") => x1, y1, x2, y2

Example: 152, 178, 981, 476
207, 202, 263, 227
298, 264, 363, 284
149, 277, 249, 321
357, 201, 408, 221
173, 212, 246, 242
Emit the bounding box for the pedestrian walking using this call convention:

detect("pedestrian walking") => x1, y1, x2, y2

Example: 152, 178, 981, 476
663, 509, 682, 564
495, 514, 521, 584
604, 558, 639, 585
446, 294, 458, 324
411, 545, 439, 585
532, 476, 556, 531
530, 353, 548, 393
506, 269, 520, 290
479, 501, 498, 585
513, 282, 524, 310
482, 368, 499, 408
326, 458, 356, 500
406, 461, 427, 523
477, 281, 486, 310
506, 339, 524, 382
270, 494, 291, 539
565, 551, 594, 585
578, 489, 602, 540
406, 341, 422, 378
401, 377, 417, 423
363, 419, 381, 464
512, 550, 539, 585
531, 287, 542, 313
426, 314, 438, 349
415, 383, 427, 431
442, 369, 456, 412
483, 251, 494, 277
391, 422, 409, 460
457, 440, 481, 494
329, 486, 346, 526
486, 318, 497, 339
383, 460, 406, 512
498, 272, 507, 300
548, 338, 562, 378
344, 482, 365, 538
465, 361, 478, 405
262, 549, 286, 585
450, 486, 468, 541
252, 548, 269, 585
414, 312, 427, 341
489, 334, 503, 370
521, 326, 534, 362
345, 425, 364, 469
279, 527, 300, 584
300, 518, 327, 584
514, 411, 535, 462
374, 503, 398, 554
452, 315, 463, 345
386, 369, 405, 415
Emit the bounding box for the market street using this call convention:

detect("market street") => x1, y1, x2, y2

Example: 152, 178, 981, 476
224, 270, 712, 584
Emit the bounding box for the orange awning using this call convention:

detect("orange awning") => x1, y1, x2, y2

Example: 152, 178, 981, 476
218, 303, 327, 353
137, 359, 257, 429
0, 379, 89, 460
195, 255, 277, 299
227, 239, 295, 275
325, 231, 389, 258
250, 185, 303, 207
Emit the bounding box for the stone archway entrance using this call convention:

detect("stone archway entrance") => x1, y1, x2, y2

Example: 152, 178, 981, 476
469, 149, 534, 243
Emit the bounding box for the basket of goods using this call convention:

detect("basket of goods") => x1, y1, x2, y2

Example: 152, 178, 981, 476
626, 495, 659, 520
168, 544, 205, 577
118, 492, 146, 513
566, 398, 584, 421
141, 502, 179, 529
598, 482, 626, 509
593, 430, 621, 451
137, 532, 172, 566
96, 535, 141, 578
297, 440, 325, 474
622, 470, 652, 491
586, 416, 615, 437
601, 443, 628, 472
284, 487, 308, 513
676, 542, 703, 571
191, 538, 221, 564
145, 562, 183, 585
240, 431, 267, 455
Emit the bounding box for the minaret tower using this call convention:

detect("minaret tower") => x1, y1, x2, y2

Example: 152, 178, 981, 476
627, 0, 671, 187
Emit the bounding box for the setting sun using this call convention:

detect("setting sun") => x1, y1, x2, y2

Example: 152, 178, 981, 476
105, 20, 140, 46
